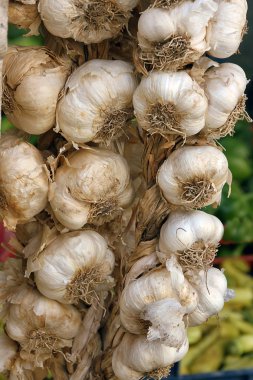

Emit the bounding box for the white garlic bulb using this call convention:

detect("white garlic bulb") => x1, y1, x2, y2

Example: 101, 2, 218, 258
38, 0, 139, 44
5, 287, 81, 367
159, 210, 224, 270
32, 230, 115, 304
112, 333, 189, 380
56, 59, 137, 144
2, 46, 71, 135
203, 62, 248, 138
0, 135, 49, 230
157, 145, 231, 209
0, 332, 18, 373
137, 0, 218, 71
188, 267, 231, 326
133, 70, 207, 137
207, 0, 248, 59
49, 147, 134, 230
120, 256, 198, 347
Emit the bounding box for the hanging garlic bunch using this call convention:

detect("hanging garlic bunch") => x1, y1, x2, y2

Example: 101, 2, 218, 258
202, 60, 249, 138
207, 0, 248, 59
49, 147, 134, 230
112, 333, 189, 380
188, 267, 234, 326
158, 210, 224, 271
2, 46, 71, 134
0, 135, 49, 230
56, 59, 137, 144
133, 70, 207, 138
5, 287, 82, 367
29, 230, 115, 305
0, 332, 18, 374
157, 145, 231, 210
38, 0, 139, 44
136, 0, 218, 72
120, 256, 197, 348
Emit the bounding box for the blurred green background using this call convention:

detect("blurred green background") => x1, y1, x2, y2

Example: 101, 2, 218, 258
3, 6, 253, 257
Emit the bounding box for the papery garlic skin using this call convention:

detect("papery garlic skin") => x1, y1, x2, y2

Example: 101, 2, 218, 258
137, 0, 218, 71
49, 148, 134, 230
56, 59, 137, 144
33, 230, 115, 304
120, 256, 198, 345
38, 0, 139, 44
2, 46, 70, 135
133, 71, 207, 137
207, 0, 247, 59
0, 332, 18, 372
188, 267, 229, 326
159, 210, 224, 269
0, 136, 49, 230
112, 333, 189, 380
203, 62, 248, 138
157, 145, 230, 209
5, 287, 81, 367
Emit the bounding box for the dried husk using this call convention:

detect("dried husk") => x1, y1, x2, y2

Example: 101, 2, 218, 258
2, 46, 71, 134
8, 1, 41, 36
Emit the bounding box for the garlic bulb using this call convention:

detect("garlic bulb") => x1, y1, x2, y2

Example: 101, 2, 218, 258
112, 333, 189, 380
5, 287, 81, 367
0, 135, 49, 230
32, 230, 115, 305
2, 46, 70, 134
38, 0, 139, 44
203, 62, 248, 138
0, 332, 18, 373
188, 267, 231, 326
157, 145, 231, 209
159, 210, 224, 270
49, 147, 134, 230
137, 0, 218, 72
120, 256, 197, 347
56, 59, 137, 144
207, 0, 248, 59
133, 70, 207, 138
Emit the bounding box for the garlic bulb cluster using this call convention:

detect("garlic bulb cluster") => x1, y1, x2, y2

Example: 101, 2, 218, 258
112, 333, 189, 380
159, 210, 224, 270
207, 0, 248, 59
2, 46, 70, 134
49, 147, 134, 230
56, 59, 137, 144
203, 61, 248, 138
0, 135, 49, 230
188, 267, 232, 326
38, 0, 139, 44
157, 145, 231, 209
5, 287, 81, 366
133, 70, 207, 138
0, 332, 18, 373
120, 256, 197, 348
32, 230, 115, 305
137, 0, 218, 72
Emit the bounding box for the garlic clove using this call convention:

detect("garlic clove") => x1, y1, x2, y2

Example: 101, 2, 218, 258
159, 210, 224, 270
157, 145, 230, 209
56, 59, 138, 145
207, 0, 248, 59
49, 147, 133, 230
0, 135, 49, 230
2, 46, 71, 135
112, 333, 189, 380
137, 0, 218, 72
0, 331, 18, 373
133, 70, 208, 137
33, 230, 115, 305
38, 0, 139, 44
